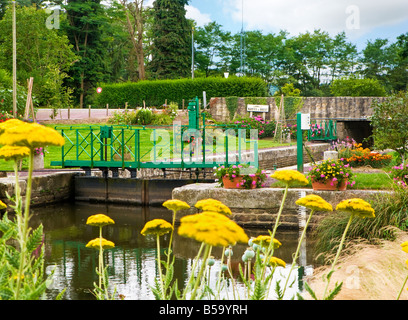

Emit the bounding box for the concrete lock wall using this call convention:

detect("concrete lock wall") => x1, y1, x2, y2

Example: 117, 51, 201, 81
209, 96, 387, 122
172, 183, 390, 230
74, 177, 216, 206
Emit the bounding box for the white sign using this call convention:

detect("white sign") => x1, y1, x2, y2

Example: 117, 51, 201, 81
301, 113, 310, 130
247, 104, 269, 112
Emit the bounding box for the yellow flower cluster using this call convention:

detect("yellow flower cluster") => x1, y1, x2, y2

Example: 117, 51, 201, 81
401, 241, 408, 254
0, 119, 65, 149
195, 198, 232, 215
0, 200, 6, 210
162, 199, 190, 212
252, 235, 282, 249
178, 211, 248, 247
335, 198, 375, 219
141, 219, 173, 236
271, 169, 309, 186
86, 214, 115, 227
266, 256, 286, 268
0, 146, 30, 161
86, 237, 115, 250
296, 194, 333, 212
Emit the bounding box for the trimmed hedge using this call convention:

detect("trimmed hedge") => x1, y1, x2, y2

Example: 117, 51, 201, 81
95, 77, 268, 108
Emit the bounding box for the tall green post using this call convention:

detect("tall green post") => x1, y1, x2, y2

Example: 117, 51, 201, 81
297, 112, 303, 173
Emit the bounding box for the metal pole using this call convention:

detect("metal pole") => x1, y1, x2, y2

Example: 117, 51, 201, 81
12, 1, 17, 118
191, 27, 194, 79
297, 112, 303, 173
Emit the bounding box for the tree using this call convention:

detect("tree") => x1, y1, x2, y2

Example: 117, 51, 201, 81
194, 22, 231, 77
63, 0, 108, 108
359, 39, 398, 88
0, 5, 77, 110
117, 0, 146, 80
148, 0, 191, 79
330, 77, 386, 97
370, 92, 408, 162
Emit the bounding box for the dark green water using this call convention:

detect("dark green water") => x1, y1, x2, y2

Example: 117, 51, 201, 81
28, 201, 316, 300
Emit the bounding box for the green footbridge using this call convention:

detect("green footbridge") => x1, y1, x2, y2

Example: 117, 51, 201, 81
50, 98, 259, 177
50, 98, 337, 176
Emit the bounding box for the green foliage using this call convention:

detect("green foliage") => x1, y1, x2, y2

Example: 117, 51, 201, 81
0, 6, 76, 110
96, 77, 268, 107
149, 0, 190, 79
135, 108, 153, 125
370, 91, 408, 160
330, 77, 387, 97
62, 0, 108, 107
313, 187, 408, 265
225, 96, 238, 120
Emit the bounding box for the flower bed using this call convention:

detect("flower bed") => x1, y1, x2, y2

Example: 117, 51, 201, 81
331, 137, 392, 168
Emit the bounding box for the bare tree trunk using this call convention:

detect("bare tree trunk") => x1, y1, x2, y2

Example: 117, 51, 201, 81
121, 0, 146, 80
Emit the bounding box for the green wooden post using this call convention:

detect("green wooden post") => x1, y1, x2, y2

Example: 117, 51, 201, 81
297, 112, 303, 173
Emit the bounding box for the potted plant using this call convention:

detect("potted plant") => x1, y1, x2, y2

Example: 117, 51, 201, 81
215, 163, 267, 189
307, 159, 354, 191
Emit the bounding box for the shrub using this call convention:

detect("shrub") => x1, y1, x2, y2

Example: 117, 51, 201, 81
330, 77, 387, 97
135, 108, 154, 125
390, 163, 408, 188
95, 77, 268, 108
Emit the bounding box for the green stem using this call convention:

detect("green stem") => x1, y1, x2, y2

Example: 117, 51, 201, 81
323, 214, 354, 299
156, 234, 165, 299
397, 274, 408, 300
190, 244, 211, 300
282, 209, 315, 297
182, 242, 205, 300
215, 247, 226, 300
262, 184, 288, 279
15, 149, 34, 300
166, 210, 176, 270
13, 160, 21, 212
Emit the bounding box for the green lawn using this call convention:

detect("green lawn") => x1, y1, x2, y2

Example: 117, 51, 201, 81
270, 172, 394, 190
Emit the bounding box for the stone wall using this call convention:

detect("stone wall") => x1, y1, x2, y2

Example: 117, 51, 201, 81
209, 96, 387, 122
172, 183, 390, 230
0, 172, 77, 209
257, 142, 329, 169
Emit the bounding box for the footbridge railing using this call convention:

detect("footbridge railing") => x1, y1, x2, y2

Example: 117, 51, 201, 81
50, 124, 259, 172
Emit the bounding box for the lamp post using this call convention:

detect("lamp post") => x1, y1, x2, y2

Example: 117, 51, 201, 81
12, 0, 17, 118
191, 26, 194, 79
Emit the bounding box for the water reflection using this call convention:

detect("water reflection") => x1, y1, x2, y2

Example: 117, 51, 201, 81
27, 201, 316, 300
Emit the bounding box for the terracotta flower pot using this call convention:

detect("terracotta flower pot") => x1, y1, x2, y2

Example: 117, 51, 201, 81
222, 175, 257, 189
311, 178, 347, 191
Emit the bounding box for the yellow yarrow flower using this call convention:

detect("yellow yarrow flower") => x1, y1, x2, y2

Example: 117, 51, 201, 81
296, 194, 333, 212
178, 211, 248, 247
271, 169, 309, 186
252, 235, 281, 249
401, 241, 408, 253
0, 119, 25, 134
86, 237, 115, 250
0, 200, 6, 210
163, 199, 190, 212
195, 198, 232, 215
0, 119, 65, 149
0, 145, 30, 161
141, 219, 173, 236
266, 256, 286, 268
335, 198, 375, 219
86, 214, 115, 227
